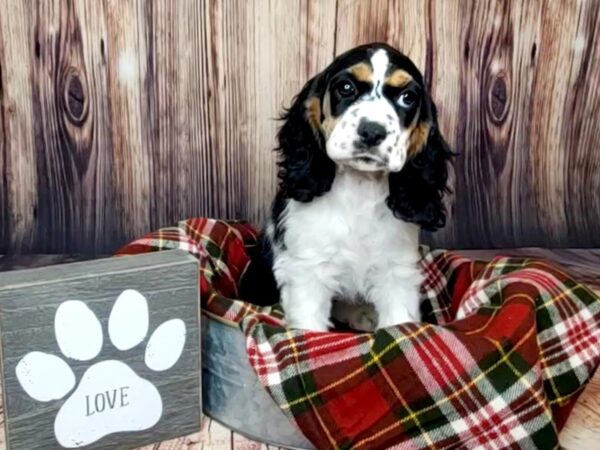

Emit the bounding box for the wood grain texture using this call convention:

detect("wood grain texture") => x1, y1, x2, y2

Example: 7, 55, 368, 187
0, 0, 39, 252
202, 0, 336, 223
0, 0, 599, 253
138, 417, 290, 450
561, 367, 600, 450
0, 250, 201, 450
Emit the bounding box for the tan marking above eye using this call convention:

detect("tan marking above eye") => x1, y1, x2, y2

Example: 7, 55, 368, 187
408, 121, 430, 156
349, 62, 373, 83
386, 69, 413, 88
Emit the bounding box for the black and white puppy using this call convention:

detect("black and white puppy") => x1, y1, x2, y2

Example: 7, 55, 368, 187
261, 43, 452, 332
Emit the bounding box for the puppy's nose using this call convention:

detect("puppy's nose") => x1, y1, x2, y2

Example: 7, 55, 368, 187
357, 119, 388, 146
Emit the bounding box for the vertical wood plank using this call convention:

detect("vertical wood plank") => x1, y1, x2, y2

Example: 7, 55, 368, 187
0, 0, 38, 253
204, 0, 336, 224
434, 0, 546, 249
30, 0, 118, 253
531, 0, 600, 247
104, 0, 153, 243
0, 14, 5, 251
202, 0, 251, 221
143, 0, 209, 228
74, 0, 117, 252
562, 0, 600, 246
246, 0, 337, 223
418, 0, 468, 247
529, 0, 582, 246
335, 0, 391, 55
386, 0, 429, 72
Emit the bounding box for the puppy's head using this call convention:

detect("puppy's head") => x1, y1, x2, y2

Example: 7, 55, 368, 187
277, 43, 453, 230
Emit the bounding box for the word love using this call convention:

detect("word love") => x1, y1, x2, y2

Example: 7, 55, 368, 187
85, 386, 130, 416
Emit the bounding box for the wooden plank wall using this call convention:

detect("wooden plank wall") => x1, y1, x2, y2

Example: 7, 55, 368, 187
0, 0, 599, 254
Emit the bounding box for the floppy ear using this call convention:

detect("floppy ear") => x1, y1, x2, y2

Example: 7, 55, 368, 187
276, 75, 335, 202
386, 97, 454, 231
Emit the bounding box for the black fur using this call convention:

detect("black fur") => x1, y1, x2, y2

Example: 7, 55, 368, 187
386, 98, 454, 231
238, 232, 280, 306
275, 75, 336, 203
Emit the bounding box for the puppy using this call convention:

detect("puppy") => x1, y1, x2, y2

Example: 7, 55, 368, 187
261, 43, 452, 332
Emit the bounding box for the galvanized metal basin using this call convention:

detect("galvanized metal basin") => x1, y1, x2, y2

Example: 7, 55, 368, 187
201, 316, 314, 449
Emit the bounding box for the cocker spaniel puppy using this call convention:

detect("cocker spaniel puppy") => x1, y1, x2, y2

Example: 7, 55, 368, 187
261, 43, 452, 332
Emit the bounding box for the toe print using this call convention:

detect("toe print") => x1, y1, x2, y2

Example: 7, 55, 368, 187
55, 301, 103, 361
16, 352, 76, 402
145, 319, 186, 371
15, 289, 187, 448
109, 289, 149, 351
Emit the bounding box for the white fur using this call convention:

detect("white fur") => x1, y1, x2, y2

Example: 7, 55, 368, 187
370, 49, 389, 92
268, 168, 423, 332
327, 99, 410, 172
326, 49, 410, 173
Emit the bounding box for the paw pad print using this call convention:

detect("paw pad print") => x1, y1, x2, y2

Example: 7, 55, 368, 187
15, 289, 186, 448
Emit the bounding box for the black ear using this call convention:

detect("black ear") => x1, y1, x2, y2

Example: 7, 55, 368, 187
386, 98, 454, 231
276, 75, 335, 202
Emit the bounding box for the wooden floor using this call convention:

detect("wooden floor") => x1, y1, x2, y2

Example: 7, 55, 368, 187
0, 394, 599, 450
137, 417, 287, 450
0, 413, 286, 450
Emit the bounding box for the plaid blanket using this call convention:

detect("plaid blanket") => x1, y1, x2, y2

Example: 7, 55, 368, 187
116, 218, 600, 450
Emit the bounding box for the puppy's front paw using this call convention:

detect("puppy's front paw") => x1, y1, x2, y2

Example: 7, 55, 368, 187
331, 302, 378, 332
280, 282, 333, 332
348, 306, 378, 332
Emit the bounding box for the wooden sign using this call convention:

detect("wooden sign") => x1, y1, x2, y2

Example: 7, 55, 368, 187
0, 250, 201, 450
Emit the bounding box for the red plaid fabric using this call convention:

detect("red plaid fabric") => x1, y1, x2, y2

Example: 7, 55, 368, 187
117, 218, 600, 450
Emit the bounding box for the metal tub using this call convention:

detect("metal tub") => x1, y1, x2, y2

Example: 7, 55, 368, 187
201, 316, 314, 449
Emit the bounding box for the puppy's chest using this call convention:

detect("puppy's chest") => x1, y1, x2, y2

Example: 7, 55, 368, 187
287, 174, 407, 267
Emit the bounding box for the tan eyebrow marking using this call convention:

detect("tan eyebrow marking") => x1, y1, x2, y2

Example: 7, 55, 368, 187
349, 62, 373, 83
386, 69, 413, 87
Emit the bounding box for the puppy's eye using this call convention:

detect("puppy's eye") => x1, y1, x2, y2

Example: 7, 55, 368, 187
398, 91, 418, 108
335, 81, 356, 98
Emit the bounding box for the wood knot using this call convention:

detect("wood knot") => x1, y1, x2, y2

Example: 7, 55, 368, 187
63, 68, 88, 126
488, 74, 509, 124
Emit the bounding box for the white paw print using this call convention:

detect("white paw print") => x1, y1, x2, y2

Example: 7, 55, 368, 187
15, 289, 186, 448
